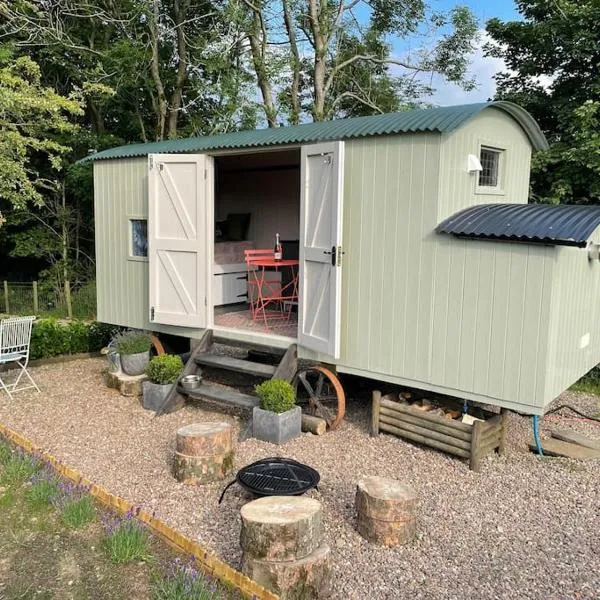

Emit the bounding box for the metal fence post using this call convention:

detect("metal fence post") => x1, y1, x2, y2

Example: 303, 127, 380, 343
32, 281, 39, 314
65, 279, 73, 319
3, 281, 9, 314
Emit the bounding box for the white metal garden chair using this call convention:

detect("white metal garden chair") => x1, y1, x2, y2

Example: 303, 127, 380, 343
0, 316, 40, 400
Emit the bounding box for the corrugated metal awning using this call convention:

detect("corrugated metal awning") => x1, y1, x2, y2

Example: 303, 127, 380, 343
436, 203, 600, 247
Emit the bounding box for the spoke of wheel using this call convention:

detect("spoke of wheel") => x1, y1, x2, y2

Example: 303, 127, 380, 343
315, 373, 325, 398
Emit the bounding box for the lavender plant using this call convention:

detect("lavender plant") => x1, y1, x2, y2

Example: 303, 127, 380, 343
25, 468, 59, 507
102, 509, 152, 564
53, 481, 96, 528
0, 440, 12, 465
151, 558, 223, 600
1, 451, 39, 484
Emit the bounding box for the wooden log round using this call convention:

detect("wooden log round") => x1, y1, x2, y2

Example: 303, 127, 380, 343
242, 543, 331, 600
175, 422, 232, 456
301, 414, 327, 436
240, 496, 323, 562
355, 476, 417, 547
173, 422, 234, 485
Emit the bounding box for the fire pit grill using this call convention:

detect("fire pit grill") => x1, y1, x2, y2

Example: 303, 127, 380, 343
219, 457, 320, 504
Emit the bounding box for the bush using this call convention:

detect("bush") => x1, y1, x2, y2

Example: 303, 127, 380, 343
25, 472, 59, 508
114, 332, 152, 355
145, 354, 183, 385
151, 558, 222, 600
60, 496, 96, 529
1, 453, 39, 484
29, 318, 122, 359
255, 379, 296, 413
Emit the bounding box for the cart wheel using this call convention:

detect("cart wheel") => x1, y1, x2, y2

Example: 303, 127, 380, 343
294, 366, 345, 430
149, 334, 166, 355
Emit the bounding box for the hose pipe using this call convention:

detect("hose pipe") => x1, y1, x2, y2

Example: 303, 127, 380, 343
532, 414, 544, 456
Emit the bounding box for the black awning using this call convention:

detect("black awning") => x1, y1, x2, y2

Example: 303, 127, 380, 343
436, 203, 600, 247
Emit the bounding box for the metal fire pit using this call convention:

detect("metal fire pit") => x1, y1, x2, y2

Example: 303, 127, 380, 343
219, 457, 320, 504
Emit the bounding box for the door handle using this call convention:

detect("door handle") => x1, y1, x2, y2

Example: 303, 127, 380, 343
323, 246, 337, 266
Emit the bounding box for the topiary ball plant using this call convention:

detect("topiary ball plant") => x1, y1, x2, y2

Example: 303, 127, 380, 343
114, 332, 152, 355
145, 354, 184, 385
254, 379, 296, 414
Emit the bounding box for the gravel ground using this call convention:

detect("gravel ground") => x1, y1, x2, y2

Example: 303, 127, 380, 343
0, 358, 599, 600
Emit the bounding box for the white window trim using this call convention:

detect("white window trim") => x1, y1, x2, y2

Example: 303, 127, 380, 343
127, 215, 149, 262
475, 143, 505, 196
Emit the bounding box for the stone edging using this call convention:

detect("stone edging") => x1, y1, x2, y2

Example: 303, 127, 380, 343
0, 420, 278, 600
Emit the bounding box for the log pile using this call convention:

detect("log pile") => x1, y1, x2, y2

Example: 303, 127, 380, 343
355, 476, 417, 547
172, 422, 234, 485
371, 391, 506, 472
240, 496, 331, 599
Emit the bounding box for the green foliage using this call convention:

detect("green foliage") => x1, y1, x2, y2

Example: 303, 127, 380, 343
114, 332, 152, 355
255, 379, 296, 414
145, 355, 183, 385
25, 477, 59, 508
29, 318, 114, 359
0, 50, 82, 213
0, 441, 12, 465
60, 496, 96, 529
1, 454, 39, 484
486, 0, 600, 204
102, 520, 152, 564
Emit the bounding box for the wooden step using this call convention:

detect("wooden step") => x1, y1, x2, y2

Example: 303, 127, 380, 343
195, 353, 276, 378
529, 438, 600, 460
550, 429, 600, 451
180, 383, 259, 410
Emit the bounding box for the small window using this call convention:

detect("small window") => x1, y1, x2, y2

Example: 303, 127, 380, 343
130, 219, 148, 257
478, 147, 502, 188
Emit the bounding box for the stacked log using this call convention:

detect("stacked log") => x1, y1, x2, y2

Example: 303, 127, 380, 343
172, 422, 234, 485
355, 476, 417, 547
371, 391, 506, 471
240, 496, 331, 599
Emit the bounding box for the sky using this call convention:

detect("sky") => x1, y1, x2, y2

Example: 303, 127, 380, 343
406, 0, 522, 105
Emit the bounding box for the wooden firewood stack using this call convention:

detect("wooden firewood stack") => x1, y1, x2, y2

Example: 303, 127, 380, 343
355, 476, 417, 547
240, 496, 331, 599
172, 422, 234, 485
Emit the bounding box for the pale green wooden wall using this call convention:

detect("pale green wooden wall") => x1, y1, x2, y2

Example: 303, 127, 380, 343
437, 107, 532, 222
94, 158, 208, 339
544, 231, 600, 402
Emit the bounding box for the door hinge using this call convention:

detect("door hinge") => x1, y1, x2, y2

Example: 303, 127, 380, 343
150, 306, 155, 321
336, 246, 345, 267
149, 156, 154, 170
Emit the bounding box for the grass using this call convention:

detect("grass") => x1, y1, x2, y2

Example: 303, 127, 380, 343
0, 436, 237, 599
59, 495, 96, 529
102, 518, 153, 564
570, 378, 600, 397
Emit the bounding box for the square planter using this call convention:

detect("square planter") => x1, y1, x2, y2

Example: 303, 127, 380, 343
142, 380, 172, 411
253, 406, 302, 445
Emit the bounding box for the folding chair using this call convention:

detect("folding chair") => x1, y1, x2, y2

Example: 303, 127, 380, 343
0, 316, 40, 400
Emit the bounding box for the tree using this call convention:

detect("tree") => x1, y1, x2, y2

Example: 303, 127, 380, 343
486, 0, 600, 204
0, 48, 82, 218
230, 0, 478, 125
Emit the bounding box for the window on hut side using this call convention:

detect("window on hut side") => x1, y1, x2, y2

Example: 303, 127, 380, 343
478, 147, 502, 188
130, 219, 148, 257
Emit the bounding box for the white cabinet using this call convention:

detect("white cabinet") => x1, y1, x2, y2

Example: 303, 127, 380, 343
213, 263, 248, 306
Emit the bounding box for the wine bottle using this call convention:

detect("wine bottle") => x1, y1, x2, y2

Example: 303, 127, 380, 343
274, 233, 282, 260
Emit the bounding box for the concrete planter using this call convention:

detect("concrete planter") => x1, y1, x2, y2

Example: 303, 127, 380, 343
253, 406, 302, 445
142, 381, 172, 411
120, 350, 150, 376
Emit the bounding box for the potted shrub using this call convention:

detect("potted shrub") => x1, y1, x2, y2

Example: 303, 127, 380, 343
142, 354, 184, 411
114, 332, 153, 376
252, 379, 301, 444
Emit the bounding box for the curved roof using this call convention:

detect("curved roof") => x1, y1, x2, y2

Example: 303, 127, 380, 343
437, 203, 600, 247
81, 101, 548, 163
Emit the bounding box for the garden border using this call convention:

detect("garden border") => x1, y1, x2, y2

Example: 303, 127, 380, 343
0, 420, 278, 600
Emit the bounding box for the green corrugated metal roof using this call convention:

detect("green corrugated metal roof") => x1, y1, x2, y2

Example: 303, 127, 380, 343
81, 101, 548, 163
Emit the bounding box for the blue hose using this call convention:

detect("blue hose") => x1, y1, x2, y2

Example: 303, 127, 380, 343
532, 414, 544, 456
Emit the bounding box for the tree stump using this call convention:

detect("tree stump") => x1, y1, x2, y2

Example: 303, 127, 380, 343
104, 370, 146, 397
355, 476, 417, 547
242, 543, 331, 600
240, 496, 331, 599
240, 496, 323, 561
172, 422, 234, 485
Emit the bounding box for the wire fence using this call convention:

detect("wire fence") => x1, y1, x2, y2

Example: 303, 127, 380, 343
0, 281, 97, 320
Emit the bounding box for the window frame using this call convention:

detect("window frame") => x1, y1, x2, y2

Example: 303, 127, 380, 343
475, 144, 505, 196
127, 216, 149, 262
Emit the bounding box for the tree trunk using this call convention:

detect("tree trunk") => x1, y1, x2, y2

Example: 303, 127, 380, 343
282, 0, 301, 125
308, 0, 327, 121
167, 0, 190, 138
149, 0, 168, 140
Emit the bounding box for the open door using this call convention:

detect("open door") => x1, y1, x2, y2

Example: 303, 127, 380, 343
298, 141, 344, 358
148, 153, 212, 328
